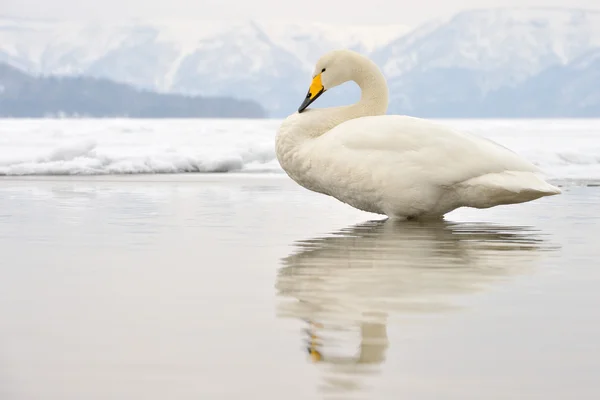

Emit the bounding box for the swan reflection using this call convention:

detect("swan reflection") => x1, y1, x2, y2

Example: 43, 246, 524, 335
275, 219, 556, 395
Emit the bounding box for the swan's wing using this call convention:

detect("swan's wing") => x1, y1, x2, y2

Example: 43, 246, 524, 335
319, 115, 541, 187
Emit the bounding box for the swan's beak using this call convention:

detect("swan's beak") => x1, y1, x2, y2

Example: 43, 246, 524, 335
298, 73, 325, 113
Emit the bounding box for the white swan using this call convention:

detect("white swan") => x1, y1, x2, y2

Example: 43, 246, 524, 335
275, 49, 561, 220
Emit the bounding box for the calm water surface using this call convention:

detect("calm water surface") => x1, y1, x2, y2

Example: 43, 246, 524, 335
1, 175, 599, 399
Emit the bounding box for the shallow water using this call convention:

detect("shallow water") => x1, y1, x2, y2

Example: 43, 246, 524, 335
1, 174, 599, 399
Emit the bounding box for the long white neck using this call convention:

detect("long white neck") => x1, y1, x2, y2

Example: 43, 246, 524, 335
296, 53, 389, 138
350, 53, 389, 117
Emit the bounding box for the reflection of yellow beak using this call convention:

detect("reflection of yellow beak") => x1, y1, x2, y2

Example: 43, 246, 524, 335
309, 332, 322, 362
298, 73, 325, 113
310, 348, 322, 362
307, 320, 323, 362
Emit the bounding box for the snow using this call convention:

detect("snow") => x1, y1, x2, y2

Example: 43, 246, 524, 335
569, 48, 600, 70
0, 119, 599, 181
0, 119, 281, 175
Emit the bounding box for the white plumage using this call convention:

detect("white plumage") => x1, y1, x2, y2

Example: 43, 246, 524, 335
276, 50, 560, 219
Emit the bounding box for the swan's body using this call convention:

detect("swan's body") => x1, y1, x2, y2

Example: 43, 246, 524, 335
275, 50, 560, 219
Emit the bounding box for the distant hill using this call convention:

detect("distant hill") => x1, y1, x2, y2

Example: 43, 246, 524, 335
0, 63, 265, 118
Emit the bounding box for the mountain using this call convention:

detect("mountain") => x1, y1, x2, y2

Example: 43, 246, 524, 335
481, 47, 600, 117
0, 62, 265, 118
0, 17, 409, 116
373, 8, 600, 116
1, 9, 600, 117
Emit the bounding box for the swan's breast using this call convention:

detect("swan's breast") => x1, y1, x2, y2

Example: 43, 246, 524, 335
275, 114, 438, 215
275, 114, 327, 194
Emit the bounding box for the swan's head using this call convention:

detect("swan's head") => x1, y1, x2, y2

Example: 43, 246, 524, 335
298, 50, 362, 113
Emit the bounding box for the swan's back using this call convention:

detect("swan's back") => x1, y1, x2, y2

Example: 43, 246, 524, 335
300, 115, 559, 217
320, 115, 540, 185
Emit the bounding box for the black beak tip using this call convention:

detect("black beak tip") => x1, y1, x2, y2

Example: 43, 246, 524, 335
298, 95, 311, 113
298, 89, 325, 113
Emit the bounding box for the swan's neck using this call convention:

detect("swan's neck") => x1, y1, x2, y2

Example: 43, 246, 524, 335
298, 55, 389, 138
353, 56, 389, 116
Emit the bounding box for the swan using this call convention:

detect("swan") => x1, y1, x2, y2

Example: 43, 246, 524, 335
275, 49, 561, 220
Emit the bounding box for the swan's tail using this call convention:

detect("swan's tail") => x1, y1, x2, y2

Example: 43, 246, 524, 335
456, 171, 561, 209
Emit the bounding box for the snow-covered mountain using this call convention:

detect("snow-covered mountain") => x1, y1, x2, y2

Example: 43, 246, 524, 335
373, 8, 600, 116
0, 16, 408, 115
2, 8, 600, 117
480, 47, 600, 117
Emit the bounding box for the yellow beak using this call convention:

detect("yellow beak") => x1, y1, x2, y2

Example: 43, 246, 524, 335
298, 73, 325, 113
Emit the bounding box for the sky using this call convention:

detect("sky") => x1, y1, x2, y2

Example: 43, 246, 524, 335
3, 0, 600, 26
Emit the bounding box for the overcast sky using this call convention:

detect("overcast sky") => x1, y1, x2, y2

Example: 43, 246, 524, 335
4, 0, 600, 26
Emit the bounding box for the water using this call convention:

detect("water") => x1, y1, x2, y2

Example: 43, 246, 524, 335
1, 119, 600, 180
1, 119, 600, 399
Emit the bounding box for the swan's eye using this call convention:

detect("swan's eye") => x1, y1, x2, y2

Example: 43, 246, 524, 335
321, 68, 326, 73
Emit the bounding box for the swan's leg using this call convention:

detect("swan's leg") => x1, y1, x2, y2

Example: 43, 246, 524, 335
408, 213, 446, 221
385, 214, 408, 221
